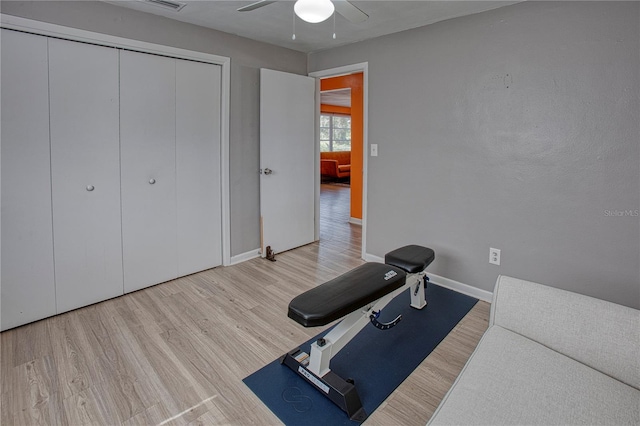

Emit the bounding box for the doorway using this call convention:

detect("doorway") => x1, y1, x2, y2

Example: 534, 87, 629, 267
315, 68, 366, 257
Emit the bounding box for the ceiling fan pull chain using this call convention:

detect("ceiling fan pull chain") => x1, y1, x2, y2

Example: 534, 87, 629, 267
332, 11, 336, 39
292, 8, 296, 40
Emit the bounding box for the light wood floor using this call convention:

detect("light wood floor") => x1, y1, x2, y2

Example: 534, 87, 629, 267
1, 185, 489, 425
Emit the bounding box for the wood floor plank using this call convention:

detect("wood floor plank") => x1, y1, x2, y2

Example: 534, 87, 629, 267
10, 320, 55, 367
11, 357, 68, 426
122, 403, 177, 426
48, 313, 102, 400
61, 388, 108, 425
1, 184, 490, 425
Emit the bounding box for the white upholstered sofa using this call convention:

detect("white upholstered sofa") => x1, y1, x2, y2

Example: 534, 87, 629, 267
428, 275, 639, 425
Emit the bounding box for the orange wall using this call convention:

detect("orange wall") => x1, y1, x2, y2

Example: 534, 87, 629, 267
320, 104, 351, 115
320, 73, 363, 220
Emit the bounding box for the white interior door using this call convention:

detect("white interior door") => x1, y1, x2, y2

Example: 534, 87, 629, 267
49, 38, 123, 313
120, 50, 177, 292
176, 60, 222, 275
0, 30, 56, 330
260, 68, 316, 256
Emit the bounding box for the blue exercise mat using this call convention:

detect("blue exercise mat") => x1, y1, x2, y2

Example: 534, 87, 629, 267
243, 283, 478, 425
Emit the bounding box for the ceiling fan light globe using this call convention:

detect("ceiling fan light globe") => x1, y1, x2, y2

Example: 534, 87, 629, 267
294, 0, 335, 23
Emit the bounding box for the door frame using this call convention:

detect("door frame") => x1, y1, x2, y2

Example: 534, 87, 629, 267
309, 62, 369, 260
1, 14, 233, 266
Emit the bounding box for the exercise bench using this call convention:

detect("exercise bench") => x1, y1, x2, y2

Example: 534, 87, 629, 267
280, 245, 435, 422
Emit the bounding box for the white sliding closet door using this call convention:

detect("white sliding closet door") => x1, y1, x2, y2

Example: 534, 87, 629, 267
176, 60, 222, 276
48, 39, 123, 313
120, 50, 178, 293
0, 30, 56, 330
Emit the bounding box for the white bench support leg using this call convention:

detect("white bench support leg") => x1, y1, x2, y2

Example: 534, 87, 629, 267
308, 310, 369, 377
409, 272, 427, 309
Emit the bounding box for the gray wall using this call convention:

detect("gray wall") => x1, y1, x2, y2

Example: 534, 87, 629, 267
0, 1, 308, 258
4, 1, 638, 307
309, 1, 640, 308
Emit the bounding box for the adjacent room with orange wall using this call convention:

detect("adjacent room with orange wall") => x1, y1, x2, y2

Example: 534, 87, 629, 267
320, 72, 363, 223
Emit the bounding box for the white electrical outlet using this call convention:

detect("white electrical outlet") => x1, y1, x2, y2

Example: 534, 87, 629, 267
370, 144, 378, 157
489, 248, 501, 265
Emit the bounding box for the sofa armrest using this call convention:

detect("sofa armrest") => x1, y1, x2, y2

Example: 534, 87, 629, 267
336, 164, 350, 178
491, 275, 640, 390
320, 159, 339, 177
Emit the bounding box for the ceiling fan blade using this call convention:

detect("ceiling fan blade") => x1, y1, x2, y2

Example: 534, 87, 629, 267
333, 0, 369, 23
237, 0, 278, 12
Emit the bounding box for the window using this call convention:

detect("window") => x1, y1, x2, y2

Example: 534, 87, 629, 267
320, 114, 351, 152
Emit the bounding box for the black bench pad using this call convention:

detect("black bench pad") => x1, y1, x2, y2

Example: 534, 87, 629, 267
288, 263, 407, 327
385, 245, 435, 274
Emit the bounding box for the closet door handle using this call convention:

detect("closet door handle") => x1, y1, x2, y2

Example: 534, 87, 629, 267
149, 178, 156, 185
86, 185, 95, 192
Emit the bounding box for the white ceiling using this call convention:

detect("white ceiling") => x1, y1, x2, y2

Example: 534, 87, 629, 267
106, 1, 521, 53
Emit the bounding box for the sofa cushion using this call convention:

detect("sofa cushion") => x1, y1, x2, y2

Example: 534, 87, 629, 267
337, 164, 351, 173
428, 326, 640, 425
491, 275, 640, 389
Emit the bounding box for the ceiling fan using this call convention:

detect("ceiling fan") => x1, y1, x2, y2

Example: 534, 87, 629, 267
238, 0, 369, 24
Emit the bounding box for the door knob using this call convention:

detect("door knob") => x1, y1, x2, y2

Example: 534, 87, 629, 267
86, 185, 95, 191
263, 168, 273, 175
149, 178, 156, 184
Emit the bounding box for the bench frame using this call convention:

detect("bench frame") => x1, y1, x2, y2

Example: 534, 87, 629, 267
310, 271, 427, 377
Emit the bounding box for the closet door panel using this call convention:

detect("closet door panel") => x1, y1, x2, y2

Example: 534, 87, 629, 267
0, 30, 56, 330
120, 50, 177, 293
176, 60, 223, 276
48, 39, 123, 313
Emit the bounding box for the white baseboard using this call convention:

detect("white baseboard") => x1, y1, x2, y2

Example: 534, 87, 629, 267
364, 253, 385, 263
426, 272, 493, 302
364, 253, 493, 302
229, 248, 261, 266
349, 217, 362, 225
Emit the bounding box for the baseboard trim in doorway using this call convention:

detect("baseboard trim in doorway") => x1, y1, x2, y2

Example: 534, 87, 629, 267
349, 217, 362, 225
229, 248, 261, 265
364, 253, 493, 302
